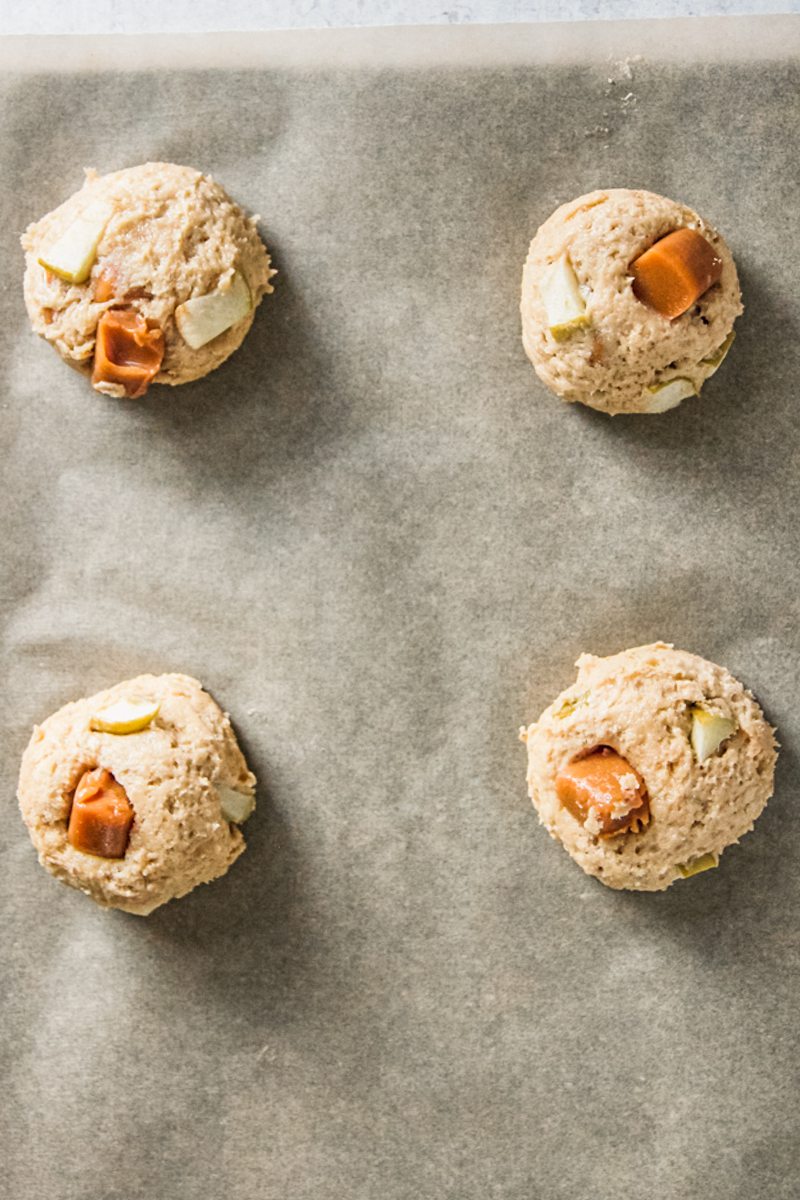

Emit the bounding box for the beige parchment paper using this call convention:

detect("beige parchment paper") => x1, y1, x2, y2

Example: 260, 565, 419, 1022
1, 16, 799, 1200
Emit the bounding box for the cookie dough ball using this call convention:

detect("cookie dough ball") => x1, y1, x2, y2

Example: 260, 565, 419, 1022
521, 189, 742, 415
521, 643, 776, 890
17, 674, 256, 915
22, 163, 275, 398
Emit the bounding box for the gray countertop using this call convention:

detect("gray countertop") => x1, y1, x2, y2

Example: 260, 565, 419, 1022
1, 0, 797, 35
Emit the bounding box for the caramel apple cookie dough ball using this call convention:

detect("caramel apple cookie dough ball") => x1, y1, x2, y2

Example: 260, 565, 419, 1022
521, 189, 742, 415
520, 644, 776, 890
18, 674, 256, 915
22, 162, 275, 398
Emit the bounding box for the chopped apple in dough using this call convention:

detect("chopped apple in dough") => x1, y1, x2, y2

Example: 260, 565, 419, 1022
38, 200, 112, 284
677, 852, 719, 878
175, 271, 252, 350
217, 785, 255, 824
539, 254, 590, 341
701, 330, 736, 377
690, 704, 737, 763
642, 377, 696, 413
89, 698, 160, 735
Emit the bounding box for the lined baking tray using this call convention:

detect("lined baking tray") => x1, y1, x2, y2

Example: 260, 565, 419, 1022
1, 17, 799, 1200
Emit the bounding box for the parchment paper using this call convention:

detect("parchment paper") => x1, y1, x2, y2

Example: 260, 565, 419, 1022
2, 17, 799, 1200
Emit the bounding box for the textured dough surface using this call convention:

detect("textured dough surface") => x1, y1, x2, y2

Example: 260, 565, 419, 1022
521, 644, 776, 890
18, 674, 256, 915
22, 162, 275, 393
521, 189, 742, 415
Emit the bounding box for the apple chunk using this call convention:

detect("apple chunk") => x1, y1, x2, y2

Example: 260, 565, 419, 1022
539, 254, 590, 341
90, 698, 160, 734
217, 785, 255, 825
690, 704, 737, 762
38, 200, 113, 284
642, 377, 696, 413
175, 271, 252, 349
701, 330, 735, 377
677, 852, 719, 879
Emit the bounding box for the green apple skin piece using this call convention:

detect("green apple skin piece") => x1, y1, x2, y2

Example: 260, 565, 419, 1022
539, 254, 590, 342
677, 851, 719, 879
690, 705, 737, 762
218, 785, 255, 825
701, 330, 736, 376
554, 692, 588, 720
642, 376, 696, 413
174, 271, 252, 350
37, 200, 112, 284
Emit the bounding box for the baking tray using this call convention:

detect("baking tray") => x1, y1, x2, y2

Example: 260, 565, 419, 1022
1, 16, 799, 1200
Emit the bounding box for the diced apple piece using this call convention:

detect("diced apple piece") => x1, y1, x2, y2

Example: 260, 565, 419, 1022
38, 200, 112, 284
539, 254, 590, 341
218, 785, 255, 824
701, 330, 735, 377
90, 698, 160, 734
677, 852, 719, 878
642, 377, 696, 413
174, 271, 252, 350
690, 705, 737, 762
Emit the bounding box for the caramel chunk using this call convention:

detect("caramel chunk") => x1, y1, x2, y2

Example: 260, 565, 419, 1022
630, 228, 723, 320
92, 309, 165, 399
555, 747, 649, 837
67, 767, 134, 858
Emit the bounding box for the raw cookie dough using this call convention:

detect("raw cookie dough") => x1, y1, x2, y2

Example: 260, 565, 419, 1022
521, 643, 777, 890
521, 189, 742, 415
17, 674, 256, 915
22, 162, 275, 397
